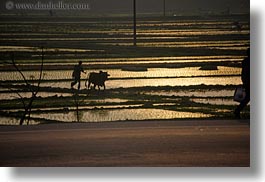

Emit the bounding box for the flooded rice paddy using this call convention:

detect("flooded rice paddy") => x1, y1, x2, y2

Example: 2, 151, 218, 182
0, 67, 241, 81
0, 15, 250, 125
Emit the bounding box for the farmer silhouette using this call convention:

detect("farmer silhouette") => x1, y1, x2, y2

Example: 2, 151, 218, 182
234, 48, 250, 119
71, 61, 86, 90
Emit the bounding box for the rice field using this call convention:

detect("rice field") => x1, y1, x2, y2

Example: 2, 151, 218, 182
0, 14, 250, 125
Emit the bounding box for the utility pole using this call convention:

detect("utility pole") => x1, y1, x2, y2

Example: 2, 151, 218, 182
163, 0, 166, 17
133, 0, 137, 46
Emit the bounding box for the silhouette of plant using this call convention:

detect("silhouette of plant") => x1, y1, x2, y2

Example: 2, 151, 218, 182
1, 47, 44, 125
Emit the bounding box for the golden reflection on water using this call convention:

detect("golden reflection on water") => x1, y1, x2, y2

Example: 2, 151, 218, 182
99, 41, 249, 48
0, 55, 244, 65
191, 98, 238, 106
0, 109, 212, 125
0, 117, 40, 125
0, 17, 249, 125
0, 46, 100, 52
0, 108, 213, 125
0, 67, 241, 81
144, 90, 234, 98
109, 77, 241, 88
20, 76, 240, 89
32, 108, 213, 123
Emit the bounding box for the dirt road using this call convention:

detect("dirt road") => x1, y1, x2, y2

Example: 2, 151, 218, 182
0, 120, 250, 167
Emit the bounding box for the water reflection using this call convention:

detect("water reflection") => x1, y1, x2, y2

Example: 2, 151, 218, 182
0, 17, 249, 125
191, 98, 238, 106
0, 116, 40, 125
33, 108, 213, 123
1, 56, 243, 66
34, 76, 240, 89
110, 77, 241, 88
0, 92, 72, 100
0, 67, 240, 81
0, 108, 213, 125
144, 90, 234, 98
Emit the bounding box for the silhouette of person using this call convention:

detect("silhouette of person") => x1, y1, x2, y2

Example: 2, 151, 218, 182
234, 48, 250, 119
71, 61, 86, 90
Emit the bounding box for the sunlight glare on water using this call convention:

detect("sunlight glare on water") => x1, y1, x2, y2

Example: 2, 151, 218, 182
32, 108, 213, 123
0, 16, 250, 125
0, 67, 241, 81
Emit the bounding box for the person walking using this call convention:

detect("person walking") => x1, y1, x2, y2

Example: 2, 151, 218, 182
234, 48, 250, 119
71, 61, 86, 90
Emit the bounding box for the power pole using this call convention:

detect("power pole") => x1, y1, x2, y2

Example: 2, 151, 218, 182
163, 0, 166, 17
133, 0, 137, 46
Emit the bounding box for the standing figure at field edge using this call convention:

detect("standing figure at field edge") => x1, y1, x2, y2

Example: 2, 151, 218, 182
71, 61, 86, 90
234, 48, 250, 119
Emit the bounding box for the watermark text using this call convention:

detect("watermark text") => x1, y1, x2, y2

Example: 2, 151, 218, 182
6, 1, 90, 10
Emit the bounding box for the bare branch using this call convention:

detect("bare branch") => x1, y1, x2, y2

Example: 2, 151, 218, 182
11, 53, 33, 92
35, 47, 44, 95
4, 49, 45, 125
